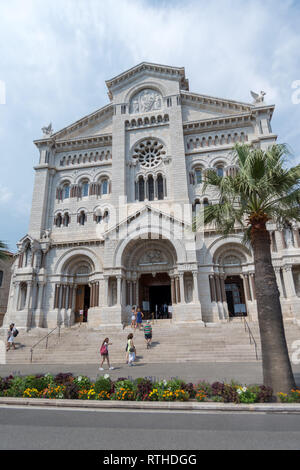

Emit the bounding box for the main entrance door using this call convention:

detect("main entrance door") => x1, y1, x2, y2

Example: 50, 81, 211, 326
139, 273, 171, 319
75, 284, 90, 322
225, 276, 247, 317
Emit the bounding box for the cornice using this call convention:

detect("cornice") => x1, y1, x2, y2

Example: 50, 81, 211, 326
181, 91, 253, 112
34, 133, 113, 152
34, 104, 113, 147
181, 91, 275, 117
183, 112, 255, 134
106, 62, 189, 93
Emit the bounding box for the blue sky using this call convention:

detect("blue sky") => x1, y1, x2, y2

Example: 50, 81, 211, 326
0, 0, 299, 252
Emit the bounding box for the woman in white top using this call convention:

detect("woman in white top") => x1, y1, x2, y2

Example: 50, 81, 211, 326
131, 307, 136, 329
6, 323, 16, 351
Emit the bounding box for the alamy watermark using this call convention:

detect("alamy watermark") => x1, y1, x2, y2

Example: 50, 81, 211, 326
0, 339, 6, 364
291, 340, 300, 365
0, 80, 6, 105
291, 80, 300, 104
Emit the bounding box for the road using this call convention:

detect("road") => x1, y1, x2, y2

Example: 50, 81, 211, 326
0, 406, 299, 450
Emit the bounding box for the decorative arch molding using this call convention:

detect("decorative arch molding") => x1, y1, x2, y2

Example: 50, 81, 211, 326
122, 239, 177, 271
94, 170, 112, 181
190, 159, 207, 170
113, 227, 188, 268
209, 155, 231, 167
56, 175, 73, 185
75, 173, 92, 184
205, 235, 252, 265
124, 81, 167, 105
54, 247, 103, 275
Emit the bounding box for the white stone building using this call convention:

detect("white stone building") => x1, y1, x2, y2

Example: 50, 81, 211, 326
3, 63, 300, 330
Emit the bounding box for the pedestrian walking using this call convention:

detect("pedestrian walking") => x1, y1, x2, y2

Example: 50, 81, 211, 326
6, 323, 18, 351
144, 320, 152, 349
131, 307, 136, 329
127, 333, 136, 366
99, 337, 114, 370
136, 307, 144, 330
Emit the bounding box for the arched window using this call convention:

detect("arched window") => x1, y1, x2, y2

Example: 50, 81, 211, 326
157, 174, 164, 200
0, 270, 3, 287
203, 198, 209, 207
103, 210, 109, 222
82, 181, 89, 197
63, 183, 70, 199
101, 179, 108, 195
63, 213, 70, 227
147, 175, 154, 201
78, 211, 86, 226
138, 176, 145, 202
24, 244, 32, 267
55, 213, 63, 227
216, 165, 224, 178
19, 282, 27, 310
195, 168, 202, 184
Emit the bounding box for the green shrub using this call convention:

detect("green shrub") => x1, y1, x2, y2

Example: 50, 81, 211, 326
73, 376, 92, 390
4, 376, 27, 397
94, 376, 113, 394
24, 374, 52, 392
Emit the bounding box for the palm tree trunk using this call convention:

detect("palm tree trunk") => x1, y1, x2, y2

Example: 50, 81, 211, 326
251, 225, 296, 395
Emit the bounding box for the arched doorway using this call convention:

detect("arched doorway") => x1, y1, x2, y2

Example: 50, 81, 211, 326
121, 237, 177, 319
139, 272, 171, 319
60, 254, 95, 324
225, 275, 247, 317
212, 243, 253, 319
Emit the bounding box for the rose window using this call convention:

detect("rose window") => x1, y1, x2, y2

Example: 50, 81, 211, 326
132, 139, 166, 169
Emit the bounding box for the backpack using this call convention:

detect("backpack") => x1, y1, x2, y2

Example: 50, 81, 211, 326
100, 344, 108, 355
13, 329, 19, 337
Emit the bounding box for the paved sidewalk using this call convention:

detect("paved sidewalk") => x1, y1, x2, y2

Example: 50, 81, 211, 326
1, 361, 300, 385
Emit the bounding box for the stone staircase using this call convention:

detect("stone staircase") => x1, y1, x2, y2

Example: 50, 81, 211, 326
2, 319, 300, 365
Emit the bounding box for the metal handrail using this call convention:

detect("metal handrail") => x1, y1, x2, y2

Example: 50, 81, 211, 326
242, 316, 259, 360
30, 323, 62, 363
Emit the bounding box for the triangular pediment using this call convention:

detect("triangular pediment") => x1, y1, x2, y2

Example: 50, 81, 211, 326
104, 204, 192, 241
34, 104, 113, 147
181, 91, 254, 122
105, 62, 189, 97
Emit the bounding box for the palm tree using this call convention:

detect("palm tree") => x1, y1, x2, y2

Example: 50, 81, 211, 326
198, 143, 300, 395
0, 241, 9, 260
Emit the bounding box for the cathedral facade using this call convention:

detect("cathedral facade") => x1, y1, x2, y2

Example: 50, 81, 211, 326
4, 63, 300, 330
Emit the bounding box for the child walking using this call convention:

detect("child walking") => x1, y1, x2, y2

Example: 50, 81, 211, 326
99, 337, 114, 370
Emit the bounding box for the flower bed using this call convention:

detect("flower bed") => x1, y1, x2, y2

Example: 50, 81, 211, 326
0, 373, 298, 403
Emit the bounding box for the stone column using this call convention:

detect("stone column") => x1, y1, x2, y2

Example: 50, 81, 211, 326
132, 281, 136, 307
175, 276, 181, 304
209, 275, 216, 302
136, 278, 139, 306
179, 273, 185, 304
292, 226, 300, 248
214, 275, 221, 302
13, 282, 21, 312
171, 277, 176, 304
282, 266, 297, 298
192, 271, 199, 303
25, 282, 33, 309
242, 274, 251, 301
129, 281, 133, 306
249, 274, 256, 301
117, 276, 122, 305
104, 276, 109, 307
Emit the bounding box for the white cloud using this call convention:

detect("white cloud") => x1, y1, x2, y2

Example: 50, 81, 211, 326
0, 185, 13, 204
0, 0, 299, 248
